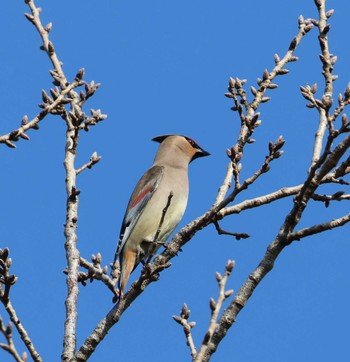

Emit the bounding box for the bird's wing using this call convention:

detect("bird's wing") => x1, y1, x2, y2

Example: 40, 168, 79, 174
114, 165, 164, 260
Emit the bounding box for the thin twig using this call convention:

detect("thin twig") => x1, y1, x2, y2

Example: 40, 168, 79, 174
0, 248, 42, 362
194, 261, 235, 362
172, 304, 197, 359
145, 191, 174, 264
79, 256, 119, 299
76, 152, 102, 175
218, 172, 350, 218
213, 163, 233, 207
0, 317, 25, 362
310, 0, 335, 168
287, 213, 350, 242
0, 81, 78, 148
213, 220, 249, 240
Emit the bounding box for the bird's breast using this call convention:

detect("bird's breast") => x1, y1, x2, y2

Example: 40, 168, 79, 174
128, 168, 189, 250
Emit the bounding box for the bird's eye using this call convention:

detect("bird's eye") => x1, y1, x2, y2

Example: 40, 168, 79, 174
186, 137, 197, 148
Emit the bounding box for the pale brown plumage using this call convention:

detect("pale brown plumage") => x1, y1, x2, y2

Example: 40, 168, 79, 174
114, 135, 209, 297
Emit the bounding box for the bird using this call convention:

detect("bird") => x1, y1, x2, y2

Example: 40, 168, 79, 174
113, 134, 210, 297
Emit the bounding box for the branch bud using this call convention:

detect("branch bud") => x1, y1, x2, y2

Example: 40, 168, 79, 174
48, 41, 55, 55
45, 22, 53, 33
274, 53, 280, 64
277, 69, 289, 75
341, 114, 348, 127
303, 24, 314, 34
229, 77, 236, 90
289, 37, 297, 51
19, 133, 30, 141
311, 83, 318, 94
75, 68, 85, 81
338, 93, 343, 105
322, 24, 331, 35
263, 69, 269, 81
95, 253, 102, 264
181, 303, 190, 319
225, 260, 235, 273
172, 315, 182, 324
224, 289, 234, 298
209, 298, 216, 311
24, 13, 35, 23
250, 86, 257, 96
326, 9, 334, 18
203, 331, 211, 344
268, 83, 278, 89
21, 115, 28, 125
6, 322, 12, 335
215, 272, 222, 282
344, 83, 350, 99
224, 92, 234, 98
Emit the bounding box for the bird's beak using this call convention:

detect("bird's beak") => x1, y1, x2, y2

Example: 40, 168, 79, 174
191, 148, 210, 161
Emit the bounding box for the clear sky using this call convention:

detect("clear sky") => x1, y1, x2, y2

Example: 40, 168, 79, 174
1, 1, 349, 361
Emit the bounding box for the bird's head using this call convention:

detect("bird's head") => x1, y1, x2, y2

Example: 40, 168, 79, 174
152, 134, 210, 164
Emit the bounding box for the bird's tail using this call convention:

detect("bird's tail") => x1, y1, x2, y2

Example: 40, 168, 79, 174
118, 249, 137, 297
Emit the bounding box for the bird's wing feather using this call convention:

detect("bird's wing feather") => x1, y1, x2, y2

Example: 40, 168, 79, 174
114, 165, 164, 260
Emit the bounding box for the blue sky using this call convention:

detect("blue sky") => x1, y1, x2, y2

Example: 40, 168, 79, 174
1, 1, 349, 361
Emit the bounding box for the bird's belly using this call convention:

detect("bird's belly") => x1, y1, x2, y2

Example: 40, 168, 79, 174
128, 193, 187, 254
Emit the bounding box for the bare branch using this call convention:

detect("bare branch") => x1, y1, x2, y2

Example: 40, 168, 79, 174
250, 18, 313, 111
194, 261, 235, 362
213, 220, 249, 240
213, 163, 233, 207
0, 317, 24, 362
310, 0, 335, 168
218, 184, 302, 217
76, 152, 102, 175
172, 304, 197, 359
219, 173, 349, 218
24, 1, 107, 360
196, 113, 350, 362
78, 256, 119, 299
25, 2, 83, 359
0, 81, 78, 148
0, 248, 42, 362
288, 213, 350, 242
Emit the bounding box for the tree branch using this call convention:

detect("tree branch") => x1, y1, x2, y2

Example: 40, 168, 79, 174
172, 304, 197, 359
25, 2, 86, 360
287, 213, 350, 242
0, 317, 26, 362
194, 261, 235, 362
78, 256, 119, 299
309, 0, 335, 168
76, 152, 102, 175
0, 248, 42, 362
199, 69, 350, 362
0, 81, 78, 149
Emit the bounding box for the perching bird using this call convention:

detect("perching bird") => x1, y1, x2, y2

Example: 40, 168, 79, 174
113, 134, 209, 297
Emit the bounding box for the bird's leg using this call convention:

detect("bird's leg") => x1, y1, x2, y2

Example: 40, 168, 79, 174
145, 191, 174, 264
